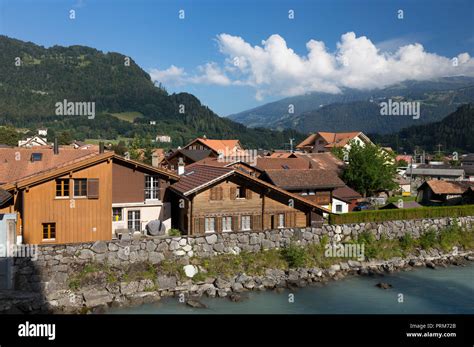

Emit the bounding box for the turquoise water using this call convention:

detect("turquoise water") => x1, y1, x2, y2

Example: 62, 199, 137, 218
108, 264, 474, 314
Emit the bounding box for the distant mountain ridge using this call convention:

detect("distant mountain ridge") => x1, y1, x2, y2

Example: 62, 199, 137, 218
228, 77, 474, 134
371, 104, 474, 153
0, 35, 302, 149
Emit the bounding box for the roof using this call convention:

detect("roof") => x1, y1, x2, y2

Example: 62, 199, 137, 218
406, 166, 464, 177
381, 201, 422, 209
267, 152, 298, 158
167, 149, 214, 163
296, 152, 344, 172
296, 131, 368, 149
255, 157, 310, 170
0, 147, 101, 185
185, 138, 242, 154
396, 155, 413, 163
0, 188, 12, 205
263, 169, 345, 190
169, 165, 331, 213
333, 185, 362, 201
419, 180, 474, 195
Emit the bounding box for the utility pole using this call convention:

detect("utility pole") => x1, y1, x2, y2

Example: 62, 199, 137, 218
289, 138, 295, 153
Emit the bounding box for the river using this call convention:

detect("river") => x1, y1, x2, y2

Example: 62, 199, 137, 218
108, 263, 474, 314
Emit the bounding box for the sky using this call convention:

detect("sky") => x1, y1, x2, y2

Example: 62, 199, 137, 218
1, 0, 473, 116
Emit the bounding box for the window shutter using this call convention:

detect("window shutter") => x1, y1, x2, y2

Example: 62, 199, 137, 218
193, 218, 199, 234
252, 215, 261, 231
199, 218, 205, 234
210, 188, 215, 201
232, 216, 238, 230
218, 187, 223, 200
230, 187, 236, 200
87, 179, 99, 199
246, 189, 252, 199
216, 217, 222, 232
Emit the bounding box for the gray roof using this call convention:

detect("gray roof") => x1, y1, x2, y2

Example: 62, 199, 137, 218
406, 167, 464, 177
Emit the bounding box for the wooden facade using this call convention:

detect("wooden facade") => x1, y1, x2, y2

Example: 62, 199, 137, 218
171, 173, 325, 235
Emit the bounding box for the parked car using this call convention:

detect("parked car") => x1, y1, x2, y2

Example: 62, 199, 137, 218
353, 201, 374, 211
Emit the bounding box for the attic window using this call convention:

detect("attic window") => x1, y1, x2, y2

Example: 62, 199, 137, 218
185, 171, 195, 176
31, 153, 43, 162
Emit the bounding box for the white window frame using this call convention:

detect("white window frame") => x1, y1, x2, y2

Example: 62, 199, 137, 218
145, 175, 160, 200
222, 216, 232, 232
336, 204, 343, 213
128, 210, 141, 232
205, 217, 215, 233
278, 213, 285, 228
241, 215, 251, 231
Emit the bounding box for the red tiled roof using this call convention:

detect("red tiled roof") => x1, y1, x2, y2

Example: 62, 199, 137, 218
170, 165, 234, 195
255, 157, 310, 170
422, 180, 474, 195
333, 185, 362, 200
0, 147, 101, 185
296, 152, 344, 171
263, 169, 345, 190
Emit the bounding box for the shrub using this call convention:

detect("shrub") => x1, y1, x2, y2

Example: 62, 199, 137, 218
280, 244, 308, 268
167, 228, 181, 236
419, 230, 438, 250
328, 205, 474, 225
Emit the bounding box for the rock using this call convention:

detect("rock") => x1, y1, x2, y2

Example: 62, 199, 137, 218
78, 249, 94, 260
120, 281, 139, 295
91, 241, 108, 254
329, 264, 341, 272
231, 282, 244, 292
186, 299, 207, 308
215, 278, 232, 289
179, 239, 187, 246
82, 289, 113, 308
174, 250, 186, 256
156, 275, 177, 290
148, 252, 164, 264
183, 245, 192, 252
205, 234, 218, 244
376, 282, 392, 289
183, 265, 198, 278
348, 260, 362, 268
426, 261, 436, 269
228, 293, 243, 302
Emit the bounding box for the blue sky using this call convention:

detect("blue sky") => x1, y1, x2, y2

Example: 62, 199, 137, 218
1, 0, 473, 116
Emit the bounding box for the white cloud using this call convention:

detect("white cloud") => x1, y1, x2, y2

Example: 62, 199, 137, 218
150, 32, 474, 99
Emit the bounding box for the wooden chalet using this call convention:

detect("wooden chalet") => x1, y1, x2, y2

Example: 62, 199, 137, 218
169, 165, 329, 235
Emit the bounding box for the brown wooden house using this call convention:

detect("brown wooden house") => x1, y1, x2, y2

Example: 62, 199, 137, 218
169, 165, 329, 235
0, 147, 178, 244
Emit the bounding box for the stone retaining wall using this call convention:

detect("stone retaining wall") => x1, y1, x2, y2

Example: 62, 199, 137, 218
12, 216, 474, 296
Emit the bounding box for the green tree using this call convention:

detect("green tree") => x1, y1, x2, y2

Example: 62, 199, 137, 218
128, 135, 142, 160
341, 141, 397, 197
58, 131, 73, 145
0, 126, 21, 146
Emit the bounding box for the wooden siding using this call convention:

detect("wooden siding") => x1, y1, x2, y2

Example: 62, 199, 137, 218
185, 175, 312, 235
112, 162, 145, 203
22, 161, 112, 244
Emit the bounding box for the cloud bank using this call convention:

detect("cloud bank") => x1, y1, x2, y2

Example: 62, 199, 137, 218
149, 32, 474, 100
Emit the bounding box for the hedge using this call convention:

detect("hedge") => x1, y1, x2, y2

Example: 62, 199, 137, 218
328, 204, 474, 225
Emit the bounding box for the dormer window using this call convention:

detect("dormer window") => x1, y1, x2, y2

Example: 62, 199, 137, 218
31, 153, 43, 162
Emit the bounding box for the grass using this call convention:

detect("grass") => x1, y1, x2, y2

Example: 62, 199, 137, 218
109, 112, 143, 123
84, 136, 133, 145
387, 195, 416, 204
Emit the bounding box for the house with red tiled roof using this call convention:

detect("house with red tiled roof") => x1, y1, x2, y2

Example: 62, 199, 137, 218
416, 180, 474, 206
183, 137, 244, 157
297, 131, 373, 153
0, 146, 178, 245
169, 165, 329, 235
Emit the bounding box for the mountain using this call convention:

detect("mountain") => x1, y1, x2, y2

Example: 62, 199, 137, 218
371, 104, 474, 153
0, 36, 302, 149
228, 77, 474, 134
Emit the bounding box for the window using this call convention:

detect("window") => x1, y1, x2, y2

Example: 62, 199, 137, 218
210, 187, 223, 201
336, 204, 343, 213
278, 214, 285, 228
74, 179, 87, 197
222, 216, 232, 232
236, 186, 246, 199
241, 215, 251, 231
112, 208, 123, 221
308, 190, 315, 195
301, 191, 308, 196
42, 223, 56, 240
145, 176, 160, 200
128, 210, 141, 231
31, 153, 43, 162
55, 179, 69, 197
205, 217, 215, 233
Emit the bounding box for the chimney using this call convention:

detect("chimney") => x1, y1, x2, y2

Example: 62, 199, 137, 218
53, 138, 59, 155
99, 141, 105, 154
178, 157, 185, 175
